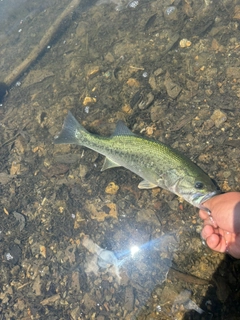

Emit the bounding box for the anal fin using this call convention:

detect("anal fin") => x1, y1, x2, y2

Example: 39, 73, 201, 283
101, 157, 121, 171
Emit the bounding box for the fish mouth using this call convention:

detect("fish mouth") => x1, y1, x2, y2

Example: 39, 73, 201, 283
191, 189, 221, 208
199, 190, 222, 205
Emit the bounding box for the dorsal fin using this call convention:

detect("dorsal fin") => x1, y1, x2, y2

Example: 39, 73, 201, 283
112, 121, 135, 137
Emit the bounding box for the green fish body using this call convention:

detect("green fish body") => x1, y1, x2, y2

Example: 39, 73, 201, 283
54, 112, 220, 209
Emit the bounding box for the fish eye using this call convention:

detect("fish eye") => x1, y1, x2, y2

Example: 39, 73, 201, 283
195, 181, 204, 189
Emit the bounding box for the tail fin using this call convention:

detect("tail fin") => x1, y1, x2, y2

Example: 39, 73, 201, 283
54, 111, 87, 145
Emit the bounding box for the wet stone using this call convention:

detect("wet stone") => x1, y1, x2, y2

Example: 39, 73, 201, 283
40, 294, 60, 306
210, 109, 227, 128
105, 52, 115, 63
160, 285, 178, 304
179, 38, 191, 48
70, 306, 81, 320
13, 211, 26, 232
226, 67, 240, 79
0, 172, 14, 185
83, 293, 96, 312
127, 78, 140, 87
150, 105, 164, 122
14, 136, 27, 154
164, 72, 182, 99
164, 6, 178, 21
125, 286, 134, 311
33, 275, 42, 296
10, 162, 21, 175
105, 182, 119, 194
83, 96, 97, 105
76, 22, 87, 37
79, 164, 88, 179
41, 164, 69, 178
136, 208, 160, 225
87, 66, 100, 78
148, 75, 157, 90
71, 271, 81, 292
154, 68, 164, 76
4, 244, 22, 265
233, 5, 240, 20
202, 119, 215, 131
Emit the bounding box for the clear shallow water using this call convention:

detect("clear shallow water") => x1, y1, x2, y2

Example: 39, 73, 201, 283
0, 0, 240, 319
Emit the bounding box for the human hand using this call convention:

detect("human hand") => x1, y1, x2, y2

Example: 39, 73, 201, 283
199, 192, 240, 259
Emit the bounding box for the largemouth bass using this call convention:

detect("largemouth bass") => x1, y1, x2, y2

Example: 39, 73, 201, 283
54, 112, 220, 209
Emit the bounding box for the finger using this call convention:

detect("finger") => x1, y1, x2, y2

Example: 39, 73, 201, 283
201, 225, 228, 253
203, 192, 240, 233
206, 234, 227, 253
201, 224, 215, 240
199, 210, 209, 220
199, 210, 218, 228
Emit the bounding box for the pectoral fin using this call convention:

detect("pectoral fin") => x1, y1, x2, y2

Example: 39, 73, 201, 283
138, 180, 158, 189
101, 157, 121, 171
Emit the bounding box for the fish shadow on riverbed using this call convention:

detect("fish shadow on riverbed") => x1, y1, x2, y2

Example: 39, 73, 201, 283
183, 203, 240, 319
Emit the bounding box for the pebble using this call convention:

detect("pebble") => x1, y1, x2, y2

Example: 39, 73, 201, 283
210, 109, 227, 128
150, 105, 164, 122
82, 96, 96, 106
164, 6, 178, 20
39, 245, 47, 258
79, 164, 88, 179
179, 39, 192, 48
70, 306, 81, 320
125, 286, 134, 311
148, 75, 157, 90
105, 52, 115, 63
10, 162, 21, 175
0, 172, 14, 185
164, 72, 182, 99
226, 67, 240, 79
154, 68, 164, 76
122, 104, 133, 114
13, 211, 26, 231
105, 182, 119, 194
4, 244, 22, 265
233, 5, 240, 20
87, 66, 100, 78
126, 78, 140, 87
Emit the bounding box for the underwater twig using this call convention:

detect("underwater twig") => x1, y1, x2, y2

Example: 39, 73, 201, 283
168, 267, 209, 286
3, 0, 82, 88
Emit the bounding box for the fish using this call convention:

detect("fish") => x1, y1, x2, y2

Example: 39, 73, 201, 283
54, 112, 221, 209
